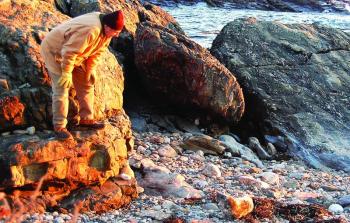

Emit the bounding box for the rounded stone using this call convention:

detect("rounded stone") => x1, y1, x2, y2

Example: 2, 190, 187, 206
328, 204, 344, 214
202, 163, 221, 177
26, 126, 35, 135
338, 195, 350, 207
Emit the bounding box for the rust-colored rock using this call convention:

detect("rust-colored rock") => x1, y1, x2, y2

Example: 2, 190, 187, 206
0, 111, 132, 188
0, 96, 25, 130
59, 178, 138, 213
0, 110, 138, 215
134, 22, 245, 123
181, 135, 226, 155
4, 178, 138, 215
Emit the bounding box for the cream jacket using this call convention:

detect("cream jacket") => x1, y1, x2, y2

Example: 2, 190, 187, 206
40, 12, 111, 75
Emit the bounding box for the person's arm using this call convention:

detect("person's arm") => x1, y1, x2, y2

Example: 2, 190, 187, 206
61, 27, 100, 75
85, 40, 111, 78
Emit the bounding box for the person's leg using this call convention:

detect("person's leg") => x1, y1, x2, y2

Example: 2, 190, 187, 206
49, 71, 73, 139
72, 66, 94, 121
72, 66, 105, 129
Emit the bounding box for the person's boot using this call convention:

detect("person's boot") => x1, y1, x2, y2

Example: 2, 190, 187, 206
79, 119, 106, 130
54, 127, 73, 140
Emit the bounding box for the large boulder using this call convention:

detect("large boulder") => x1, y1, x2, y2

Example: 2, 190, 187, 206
0, 112, 132, 187
134, 22, 245, 123
0, 110, 137, 214
0, 0, 124, 132
210, 18, 350, 172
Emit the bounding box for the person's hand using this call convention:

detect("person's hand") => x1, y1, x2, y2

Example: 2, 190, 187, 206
57, 72, 73, 88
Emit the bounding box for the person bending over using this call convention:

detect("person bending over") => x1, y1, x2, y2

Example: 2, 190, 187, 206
40, 10, 124, 140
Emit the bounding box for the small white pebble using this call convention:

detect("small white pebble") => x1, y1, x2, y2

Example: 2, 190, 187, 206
1, 132, 11, 136
26, 126, 35, 135
163, 137, 171, 144
194, 118, 200, 125
119, 173, 132, 181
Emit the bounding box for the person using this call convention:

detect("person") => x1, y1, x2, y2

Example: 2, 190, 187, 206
40, 10, 124, 140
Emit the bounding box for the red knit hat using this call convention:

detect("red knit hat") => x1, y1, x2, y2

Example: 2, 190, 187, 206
102, 10, 124, 31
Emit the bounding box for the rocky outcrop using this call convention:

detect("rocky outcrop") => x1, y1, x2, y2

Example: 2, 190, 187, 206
0, 0, 125, 132
0, 110, 137, 214
210, 18, 350, 172
134, 22, 245, 123
0, 0, 66, 131
0, 113, 132, 187
0, 0, 138, 214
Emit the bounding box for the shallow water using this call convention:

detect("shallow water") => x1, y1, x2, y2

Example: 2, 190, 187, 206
162, 2, 350, 48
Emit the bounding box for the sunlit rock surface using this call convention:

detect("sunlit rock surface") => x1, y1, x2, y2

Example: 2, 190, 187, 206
0, 110, 137, 213
0, 0, 138, 213
0, 0, 124, 131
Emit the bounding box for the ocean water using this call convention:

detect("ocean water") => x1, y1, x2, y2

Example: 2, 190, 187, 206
162, 2, 350, 48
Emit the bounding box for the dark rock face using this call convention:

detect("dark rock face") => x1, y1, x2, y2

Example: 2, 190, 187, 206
0, 0, 124, 132
134, 22, 245, 123
210, 18, 350, 172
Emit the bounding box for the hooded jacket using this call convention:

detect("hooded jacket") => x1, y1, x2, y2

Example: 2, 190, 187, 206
40, 12, 111, 75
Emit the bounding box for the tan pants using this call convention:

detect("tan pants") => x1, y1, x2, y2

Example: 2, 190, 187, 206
49, 66, 95, 128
